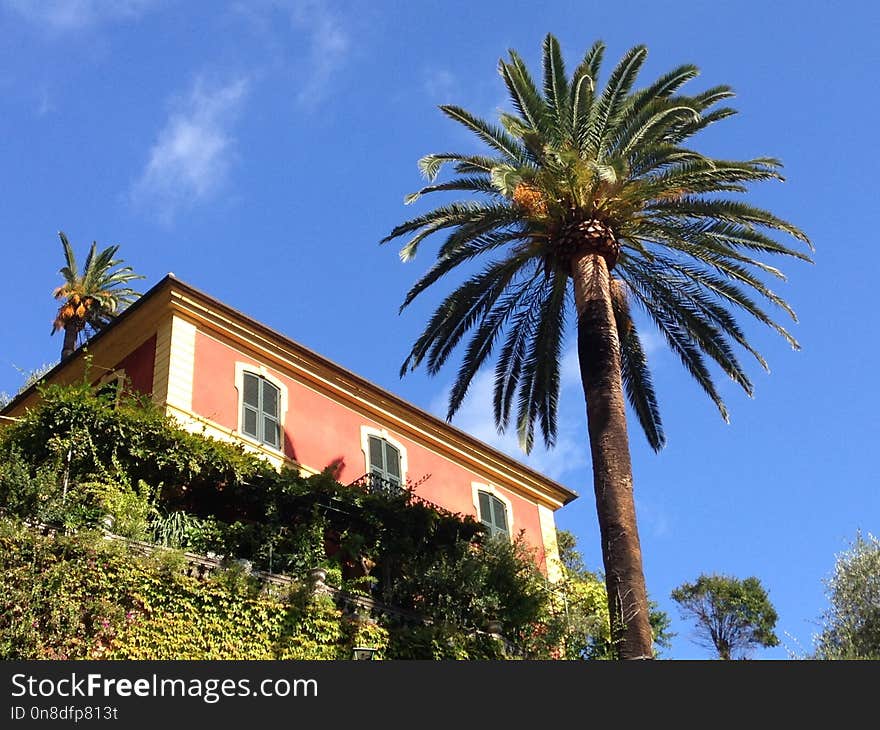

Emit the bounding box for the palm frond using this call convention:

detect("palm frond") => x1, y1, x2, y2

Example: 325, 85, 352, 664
404, 175, 500, 205
570, 40, 604, 140
440, 105, 528, 164
611, 280, 665, 451
400, 254, 535, 377
447, 273, 544, 418
515, 271, 568, 451
499, 49, 550, 136
400, 231, 527, 311
583, 45, 648, 156
385, 35, 810, 449
542, 33, 571, 140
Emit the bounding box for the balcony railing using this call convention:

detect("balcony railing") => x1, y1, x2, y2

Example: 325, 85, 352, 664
347, 473, 457, 518
353, 472, 405, 498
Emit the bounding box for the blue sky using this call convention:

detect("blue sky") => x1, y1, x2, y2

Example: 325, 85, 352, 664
1, 0, 877, 659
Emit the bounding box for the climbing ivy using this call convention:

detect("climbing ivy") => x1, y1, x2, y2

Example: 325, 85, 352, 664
0, 380, 610, 659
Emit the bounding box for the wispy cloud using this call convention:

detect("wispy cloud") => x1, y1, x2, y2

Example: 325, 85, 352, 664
287, 1, 349, 108
36, 86, 54, 117
131, 76, 249, 225
228, 0, 351, 109
423, 68, 456, 102
429, 348, 589, 483
2, 0, 157, 32
635, 498, 671, 539
639, 328, 666, 357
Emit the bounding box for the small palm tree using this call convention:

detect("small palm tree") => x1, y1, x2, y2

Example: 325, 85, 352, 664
52, 231, 144, 359
382, 35, 811, 659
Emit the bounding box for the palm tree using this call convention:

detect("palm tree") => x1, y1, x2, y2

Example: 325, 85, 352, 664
382, 35, 811, 659
51, 231, 144, 359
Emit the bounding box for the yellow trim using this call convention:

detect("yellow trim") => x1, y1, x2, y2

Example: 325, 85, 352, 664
165, 316, 196, 413
151, 318, 172, 406
538, 505, 562, 583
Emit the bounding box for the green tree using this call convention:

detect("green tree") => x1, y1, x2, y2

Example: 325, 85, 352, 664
551, 530, 674, 659
813, 532, 880, 660
382, 34, 810, 658
51, 231, 143, 359
671, 573, 779, 659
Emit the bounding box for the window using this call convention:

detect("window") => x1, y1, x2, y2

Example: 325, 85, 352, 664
240, 371, 281, 449
477, 489, 511, 539
360, 427, 408, 496
367, 435, 402, 493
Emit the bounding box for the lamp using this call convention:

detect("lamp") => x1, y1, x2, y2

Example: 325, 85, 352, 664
352, 646, 377, 661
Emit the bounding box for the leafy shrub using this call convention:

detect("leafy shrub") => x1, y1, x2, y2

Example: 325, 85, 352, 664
0, 381, 605, 658
0, 519, 386, 660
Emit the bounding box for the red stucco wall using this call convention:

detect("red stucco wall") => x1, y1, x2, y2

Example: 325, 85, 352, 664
112, 334, 157, 395
190, 330, 548, 568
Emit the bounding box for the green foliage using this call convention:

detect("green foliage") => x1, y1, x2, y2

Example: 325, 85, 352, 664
0, 445, 60, 521
536, 530, 674, 659
813, 532, 880, 660
672, 573, 779, 659
0, 381, 581, 659
386, 534, 546, 637
0, 518, 386, 660
386, 623, 505, 660
150, 510, 206, 548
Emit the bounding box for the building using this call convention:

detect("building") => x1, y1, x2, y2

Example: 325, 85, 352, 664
2, 275, 577, 578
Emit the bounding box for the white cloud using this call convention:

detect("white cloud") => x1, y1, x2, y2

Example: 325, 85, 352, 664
227, 0, 350, 109
635, 498, 671, 539
2, 0, 156, 32
639, 328, 666, 356
287, 1, 349, 108
430, 353, 589, 483
423, 68, 456, 102
131, 76, 249, 225
36, 86, 54, 117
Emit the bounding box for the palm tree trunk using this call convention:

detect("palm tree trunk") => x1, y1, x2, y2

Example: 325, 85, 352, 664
572, 250, 653, 660
61, 324, 79, 360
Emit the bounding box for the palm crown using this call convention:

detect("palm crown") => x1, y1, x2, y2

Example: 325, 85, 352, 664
52, 231, 143, 358
384, 36, 812, 453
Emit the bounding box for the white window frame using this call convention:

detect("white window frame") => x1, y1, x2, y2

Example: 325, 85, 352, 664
234, 363, 288, 453
360, 426, 408, 488
472, 482, 514, 540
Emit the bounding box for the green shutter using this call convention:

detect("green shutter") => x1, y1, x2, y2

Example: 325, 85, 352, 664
492, 497, 508, 535
242, 373, 259, 439
479, 492, 492, 524
384, 442, 401, 486
262, 380, 278, 417
368, 436, 384, 475
242, 372, 282, 448
243, 373, 260, 407
478, 491, 509, 538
